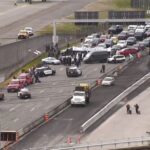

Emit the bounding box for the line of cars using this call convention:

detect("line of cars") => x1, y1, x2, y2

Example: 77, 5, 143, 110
18, 27, 34, 39
71, 24, 150, 65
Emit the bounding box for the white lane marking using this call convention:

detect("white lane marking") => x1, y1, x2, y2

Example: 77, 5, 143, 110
13, 118, 19, 122
52, 82, 56, 85
59, 89, 63, 93
40, 90, 45, 93
9, 104, 21, 112
30, 107, 35, 112
94, 68, 98, 71
60, 67, 64, 71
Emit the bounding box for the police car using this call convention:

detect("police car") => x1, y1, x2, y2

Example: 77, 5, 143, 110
66, 66, 82, 77
35, 66, 56, 77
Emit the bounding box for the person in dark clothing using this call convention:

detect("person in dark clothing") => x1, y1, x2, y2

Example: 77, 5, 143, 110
34, 71, 41, 83
134, 104, 140, 114
126, 104, 132, 114
100, 64, 106, 73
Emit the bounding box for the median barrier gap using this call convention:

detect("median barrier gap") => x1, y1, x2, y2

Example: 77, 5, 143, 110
80, 72, 150, 133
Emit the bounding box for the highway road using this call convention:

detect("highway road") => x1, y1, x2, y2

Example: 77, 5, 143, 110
10, 55, 150, 149
0, 62, 119, 131
0, 0, 97, 44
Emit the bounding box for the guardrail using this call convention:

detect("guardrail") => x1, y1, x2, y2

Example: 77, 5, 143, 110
80, 71, 150, 133
23, 136, 150, 150
3, 50, 148, 149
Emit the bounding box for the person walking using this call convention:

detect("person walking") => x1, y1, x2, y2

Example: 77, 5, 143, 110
126, 104, 132, 114
134, 104, 140, 114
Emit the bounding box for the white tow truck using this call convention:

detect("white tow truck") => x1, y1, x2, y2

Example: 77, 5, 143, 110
71, 83, 90, 106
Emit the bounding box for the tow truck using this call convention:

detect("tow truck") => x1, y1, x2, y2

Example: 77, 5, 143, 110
71, 83, 91, 106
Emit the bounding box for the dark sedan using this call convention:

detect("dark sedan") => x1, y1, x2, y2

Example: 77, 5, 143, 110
118, 31, 128, 40
126, 37, 136, 45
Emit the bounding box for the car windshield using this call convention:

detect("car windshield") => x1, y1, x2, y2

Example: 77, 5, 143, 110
11, 81, 19, 84
104, 77, 113, 81
116, 55, 124, 58
18, 76, 26, 79
74, 92, 85, 96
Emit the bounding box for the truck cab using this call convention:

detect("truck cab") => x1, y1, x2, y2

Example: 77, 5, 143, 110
71, 83, 91, 106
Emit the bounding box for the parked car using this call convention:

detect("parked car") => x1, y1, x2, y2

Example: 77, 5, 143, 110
145, 29, 150, 37
83, 50, 109, 63
42, 57, 61, 65
0, 92, 4, 101
100, 34, 108, 43
35, 66, 56, 77
97, 43, 107, 49
128, 25, 137, 31
127, 30, 135, 37
141, 38, 150, 47
17, 73, 33, 86
107, 54, 126, 63
117, 40, 127, 48
111, 36, 118, 45
108, 25, 123, 34
101, 76, 115, 86
18, 30, 29, 39
133, 43, 145, 51
126, 37, 136, 45
118, 31, 128, 40
17, 88, 31, 99
134, 31, 145, 41
24, 27, 33, 36
117, 47, 138, 56
7, 79, 24, 92
105, 39, 113, 48
66, 66, 82, 77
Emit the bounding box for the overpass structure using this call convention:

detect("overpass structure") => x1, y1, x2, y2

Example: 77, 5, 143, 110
52, 18, 150, 45
19, 0, 46, 4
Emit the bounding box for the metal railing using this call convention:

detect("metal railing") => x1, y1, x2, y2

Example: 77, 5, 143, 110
23, 136, 150, 150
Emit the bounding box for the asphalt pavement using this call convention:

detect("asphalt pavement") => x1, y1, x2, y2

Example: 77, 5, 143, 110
82, 85, 150, 149
10, 54, 150, 150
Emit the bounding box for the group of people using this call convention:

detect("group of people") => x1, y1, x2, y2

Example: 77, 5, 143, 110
126, 104, 140, 114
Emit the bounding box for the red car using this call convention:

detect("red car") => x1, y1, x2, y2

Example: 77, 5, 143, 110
7, 79, 24, 92
17, 73, 33, 86
118, 47, 138, 56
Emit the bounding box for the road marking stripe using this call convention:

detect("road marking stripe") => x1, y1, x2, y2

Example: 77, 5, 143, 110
9, 104, 21, 112
13, 118, 19, 122
40, 90, 45, 93
30, 107, 35, 112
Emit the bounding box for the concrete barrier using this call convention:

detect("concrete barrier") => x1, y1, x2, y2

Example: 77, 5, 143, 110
80, 72, 150, 133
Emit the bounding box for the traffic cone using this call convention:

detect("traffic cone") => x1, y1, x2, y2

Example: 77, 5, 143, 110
44, 113, 49, 122
16, 132, 19, 142
137, 52, 142, 59
96, 79, 101, 85
67, 136, 72, 144
77, 135, 81, 144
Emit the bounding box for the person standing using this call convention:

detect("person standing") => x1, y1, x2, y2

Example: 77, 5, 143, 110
126, 104, 132, 114
100, 64, 106, 73
134, 104, 140, 114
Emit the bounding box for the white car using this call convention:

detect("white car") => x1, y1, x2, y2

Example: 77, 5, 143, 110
71, 91, 86, 106
66, 66, 82, 77
17, 88, 31, 99
101, 76, 115, 86
24, 27, 33, 36
117, 40, 127, 48
107, 55, 126, 63
42, 57, 61, 65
